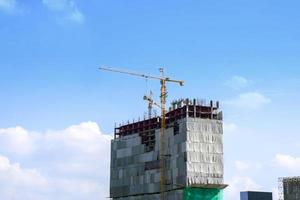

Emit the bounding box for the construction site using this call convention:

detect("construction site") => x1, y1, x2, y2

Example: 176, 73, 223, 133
100, 67, 227, 200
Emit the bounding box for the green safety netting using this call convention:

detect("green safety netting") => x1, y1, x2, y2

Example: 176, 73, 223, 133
184, 188, 223, 200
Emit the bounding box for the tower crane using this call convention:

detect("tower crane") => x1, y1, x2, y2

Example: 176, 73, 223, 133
99, 67, 184, 200
143, 90, 160, 118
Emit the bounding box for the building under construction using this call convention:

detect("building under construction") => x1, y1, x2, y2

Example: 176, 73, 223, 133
110, 98, 226, 200
279, 177, 300, 200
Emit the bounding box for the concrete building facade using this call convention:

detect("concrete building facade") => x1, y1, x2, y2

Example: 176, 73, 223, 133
110, 99, 226, 200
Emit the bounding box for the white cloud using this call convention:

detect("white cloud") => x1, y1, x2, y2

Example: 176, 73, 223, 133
0, 0, 17, 13
225, 92, 270, 111
43, 0, 85, 24
0, 126, 35, 155
0, 155, 47, 187
275, 154, 300, 172
0, 122, 113, 200
225, 176, 262, 200
225, 75, 251, 90
235, 160, 263, 171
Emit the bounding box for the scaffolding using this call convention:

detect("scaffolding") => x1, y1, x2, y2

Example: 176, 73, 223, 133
278, 177, 283, 200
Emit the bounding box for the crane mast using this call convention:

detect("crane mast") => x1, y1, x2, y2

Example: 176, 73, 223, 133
99, 67, 184, 200
160, 76, 167, 200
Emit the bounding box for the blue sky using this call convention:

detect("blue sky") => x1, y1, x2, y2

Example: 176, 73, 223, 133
0, 0, 300, 199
